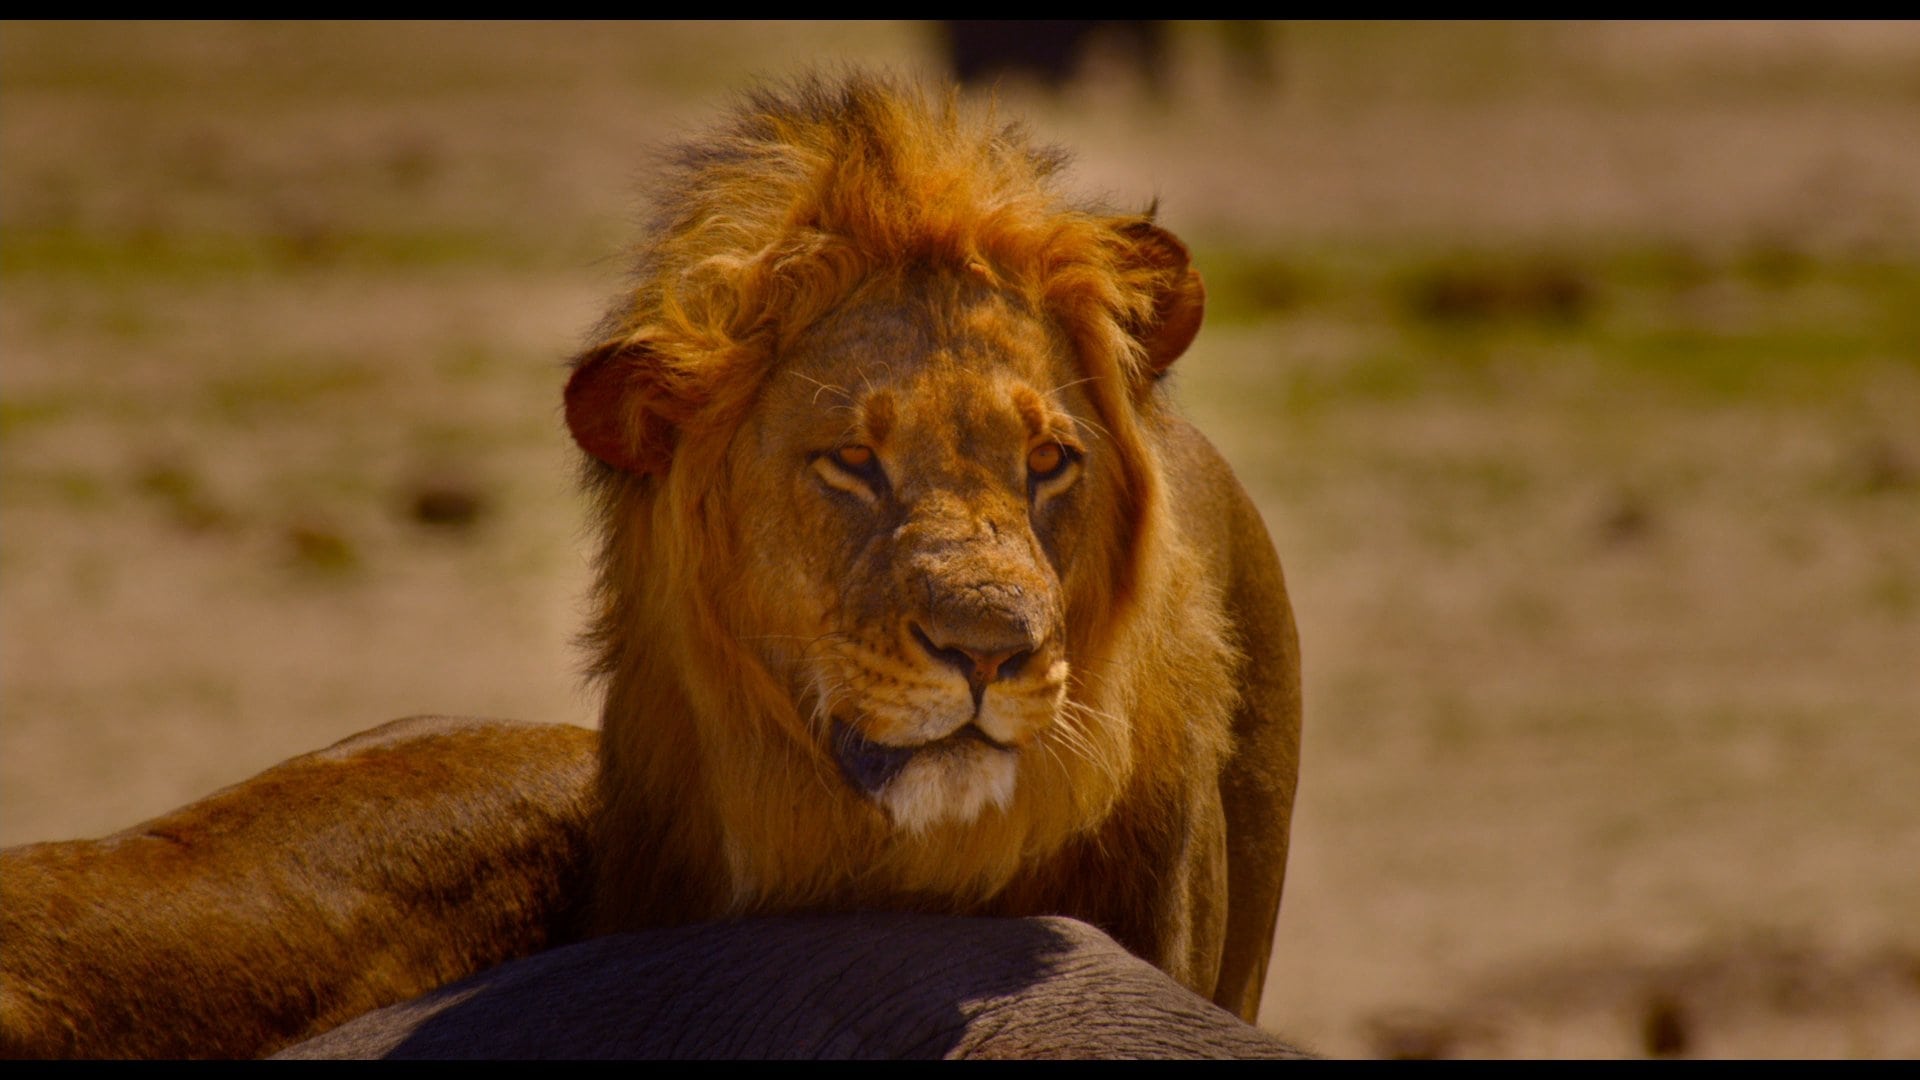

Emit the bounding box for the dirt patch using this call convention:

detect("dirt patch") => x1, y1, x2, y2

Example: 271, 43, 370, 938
1366, 937, 1920, 1058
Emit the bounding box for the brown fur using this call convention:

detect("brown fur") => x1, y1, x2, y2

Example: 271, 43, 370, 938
0, 716, 597, 1059
565, 71, 1302, 1020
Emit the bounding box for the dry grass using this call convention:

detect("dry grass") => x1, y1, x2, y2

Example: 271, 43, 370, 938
4, 21, 1918, 1058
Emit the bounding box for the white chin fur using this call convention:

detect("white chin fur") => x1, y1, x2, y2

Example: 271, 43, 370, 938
877, 746, 1017, 834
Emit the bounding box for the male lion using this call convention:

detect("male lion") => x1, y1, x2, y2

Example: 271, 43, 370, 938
565, 72, 1302, 1020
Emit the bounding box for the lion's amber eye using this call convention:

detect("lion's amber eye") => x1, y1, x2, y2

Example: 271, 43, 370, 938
818, 444, 886, 498
1027, 442, 1066, 479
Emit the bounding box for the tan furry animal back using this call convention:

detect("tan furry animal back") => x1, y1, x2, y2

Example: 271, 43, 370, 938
0, 716, 596, 1059
565, 71, 1302, 1019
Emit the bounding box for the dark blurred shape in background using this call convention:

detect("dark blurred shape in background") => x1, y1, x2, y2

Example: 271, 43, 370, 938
941, 20, 1276, 96
944, 20, 1167, 91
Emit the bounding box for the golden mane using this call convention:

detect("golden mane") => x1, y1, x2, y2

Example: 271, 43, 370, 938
599, 71, 1171, 402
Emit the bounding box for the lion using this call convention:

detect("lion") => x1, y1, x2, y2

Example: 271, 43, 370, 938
0, 717, 597, 1059
564, 72, 1302, 1020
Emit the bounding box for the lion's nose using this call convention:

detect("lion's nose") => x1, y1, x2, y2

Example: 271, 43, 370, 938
910, 623, 1033, 710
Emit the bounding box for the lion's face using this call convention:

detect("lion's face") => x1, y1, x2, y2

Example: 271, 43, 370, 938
723, 276, 1112, 833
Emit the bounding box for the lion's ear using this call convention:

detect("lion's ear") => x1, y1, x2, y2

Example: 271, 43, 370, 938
1117, 220, 1206, 378
564, 340, 679, 476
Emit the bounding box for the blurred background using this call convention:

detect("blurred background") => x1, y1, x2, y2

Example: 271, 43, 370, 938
3, 21, 1916, 1058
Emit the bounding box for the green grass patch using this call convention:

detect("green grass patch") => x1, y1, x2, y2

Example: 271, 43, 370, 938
1189, 249, 1321, 324
2, 226, 542, 282
3, 469, 112, 510
1601, 325, 1895, 400
204, 363, 385, 421
1194, 240, 1919, 408
0, 397, 76, 437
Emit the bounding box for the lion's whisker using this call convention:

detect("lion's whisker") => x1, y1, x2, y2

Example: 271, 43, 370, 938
791, 371, 852, 406
1045, 375, 1099, 400
1071, 413, 1114, 445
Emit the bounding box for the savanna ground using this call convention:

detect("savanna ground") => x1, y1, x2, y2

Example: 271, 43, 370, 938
3, 21, 1917, 1058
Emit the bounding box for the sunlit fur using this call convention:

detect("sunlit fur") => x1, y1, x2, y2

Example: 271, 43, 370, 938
573, 74, 1285, 1011
876, 744, 1020, 835
0, 717, 597, 1059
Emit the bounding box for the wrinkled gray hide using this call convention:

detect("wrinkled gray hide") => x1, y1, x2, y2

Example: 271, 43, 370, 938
277, 913, 1310, 1059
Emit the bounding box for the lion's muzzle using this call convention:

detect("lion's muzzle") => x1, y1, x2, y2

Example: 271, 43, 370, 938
908, 622, 1036, 711
831, 717, 1021, 834
831, 718, 1010, 795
